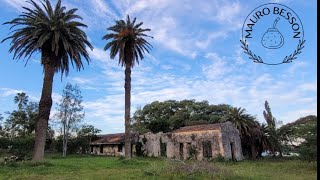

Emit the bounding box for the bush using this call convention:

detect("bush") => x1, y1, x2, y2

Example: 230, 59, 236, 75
212, 154, 227, 162
9, 136, 35, 158
297, 144, 317, 162
0, 138, 10, 149
53, 136, 89, 155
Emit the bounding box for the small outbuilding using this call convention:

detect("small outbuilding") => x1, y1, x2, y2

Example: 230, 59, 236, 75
90, 133, 125, 156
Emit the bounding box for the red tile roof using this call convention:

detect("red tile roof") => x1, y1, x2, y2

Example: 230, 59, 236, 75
173, 123, 224, 133
91, 133, 125, 145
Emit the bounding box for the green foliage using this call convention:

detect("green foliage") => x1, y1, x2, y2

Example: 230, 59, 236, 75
55, 83, 85, 156
213, 154, 227, 162
2, 93, 39, 138
0, 138, 10, 149
263, 100, 282, 157
132, 100, 231, 133
77, 124, 101, 138
102, 15, 153, 68
53, 136, 89, 155
0, 136, 35, 158
0, 113, 3, 134
279, 115, 317, 161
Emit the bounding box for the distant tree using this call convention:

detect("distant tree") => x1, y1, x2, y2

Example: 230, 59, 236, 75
77, 124, 101, 152
56, 83, 84, 157
3, 93, 38, 138
0, 113, 3, 136
279, 115, 317, 161
14, 92, 29, 110
103, 15, 153, 159
263, 100, 282, 157
132, 100, 231, 133
2, 0, 93, 162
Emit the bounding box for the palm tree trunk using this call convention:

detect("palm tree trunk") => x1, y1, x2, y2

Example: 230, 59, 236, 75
32, 63, 55, 162
251, 144, 257, 160
124, 66, 131, 159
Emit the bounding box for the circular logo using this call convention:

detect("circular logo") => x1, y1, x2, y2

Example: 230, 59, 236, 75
240, 3, 305, 65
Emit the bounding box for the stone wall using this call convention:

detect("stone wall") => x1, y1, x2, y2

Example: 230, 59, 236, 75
220, 121, 243, 161
173, 130, 222, 160
91, 144, 124, 156
139, 122, 243, 161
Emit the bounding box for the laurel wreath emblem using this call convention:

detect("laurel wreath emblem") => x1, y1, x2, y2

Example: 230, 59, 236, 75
240, 39, 306, 65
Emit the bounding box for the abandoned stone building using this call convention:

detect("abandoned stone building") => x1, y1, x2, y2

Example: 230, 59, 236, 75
90, 133, 126, 156
90, 121, 243, 161
90, 133, 139, 156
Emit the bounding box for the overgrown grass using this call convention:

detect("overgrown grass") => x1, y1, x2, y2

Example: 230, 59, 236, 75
0, 154, 316, 180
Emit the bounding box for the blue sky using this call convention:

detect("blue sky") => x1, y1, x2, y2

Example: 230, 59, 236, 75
0, 0, 317, 134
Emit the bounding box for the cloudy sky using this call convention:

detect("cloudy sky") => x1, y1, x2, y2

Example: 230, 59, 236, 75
0, 0, 316, 134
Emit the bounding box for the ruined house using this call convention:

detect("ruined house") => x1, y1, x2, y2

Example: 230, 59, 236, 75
90, 121, 243, 161
90, 133, 138, 156
90, 133, 127, 156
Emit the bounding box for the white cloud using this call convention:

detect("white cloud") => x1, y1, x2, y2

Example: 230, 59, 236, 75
0, 88, 23, 97
3, 0, 30, 10
202, 53, 232, 79
213, 2, 242, 24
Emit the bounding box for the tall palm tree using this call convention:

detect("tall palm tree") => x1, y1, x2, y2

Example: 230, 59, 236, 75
102, 15, 152, 159
14, 92, 29, 110
2, 0, 93, 161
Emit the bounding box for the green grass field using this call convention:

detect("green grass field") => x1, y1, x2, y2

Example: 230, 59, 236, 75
0, 154, 317, 180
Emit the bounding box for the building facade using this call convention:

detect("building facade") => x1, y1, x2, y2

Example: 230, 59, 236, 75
90, 121, 243, 161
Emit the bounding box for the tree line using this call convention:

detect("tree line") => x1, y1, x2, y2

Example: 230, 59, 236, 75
0, 84, 101, 159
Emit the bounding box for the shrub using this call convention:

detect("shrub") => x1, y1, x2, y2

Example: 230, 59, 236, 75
0, 138, 10, 149
212, 154, 226, 162
297, 144, 317, 162
9, 136, 34, 158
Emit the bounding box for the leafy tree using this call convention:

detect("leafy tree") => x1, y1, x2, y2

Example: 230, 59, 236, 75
0, 113, 4, 137
56, 83, 84, 157
3, 93, 38, 138
103, 15, 153, 159
132, 100, 230, 133
296, 122, 317, 161
2, 0, 93, 161
279, 115, 317, 161
263, 100, 282, 157
77, 124, 101, 152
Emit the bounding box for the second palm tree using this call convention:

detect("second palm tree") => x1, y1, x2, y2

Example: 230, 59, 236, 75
103, 15, 152, 159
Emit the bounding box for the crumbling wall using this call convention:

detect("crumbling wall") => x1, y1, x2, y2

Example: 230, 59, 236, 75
172, 130, 222, 160
137, 122, 243, 161
220, 121, 243, 161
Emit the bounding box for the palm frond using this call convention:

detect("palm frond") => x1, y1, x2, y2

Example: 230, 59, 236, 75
2, 0, 93, 76
102, 14, 152, 68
